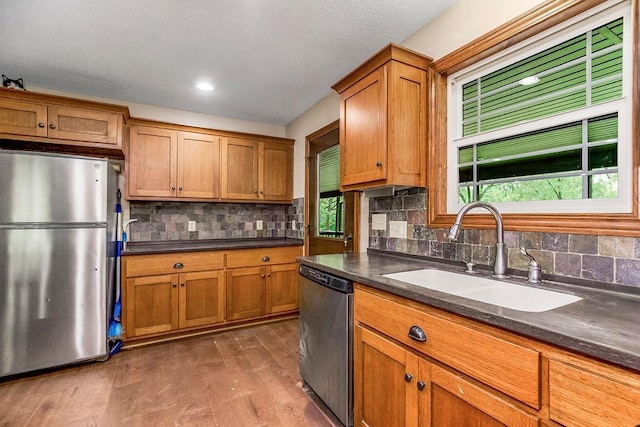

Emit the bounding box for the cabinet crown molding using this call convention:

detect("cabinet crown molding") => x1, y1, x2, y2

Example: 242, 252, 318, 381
332, 43, 433, 94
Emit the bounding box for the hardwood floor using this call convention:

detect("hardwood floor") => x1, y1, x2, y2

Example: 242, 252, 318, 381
0, 319, 339, 426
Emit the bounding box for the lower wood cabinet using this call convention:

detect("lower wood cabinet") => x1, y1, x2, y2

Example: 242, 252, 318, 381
355, 324, 538, 427
123, 250, 226, 339
123, 245, 301, 341
226, 266, 266, 321
355, 284, 640, 427
549, 358, 640, 426
226, 263, 299, 321
125, 270, 225, 337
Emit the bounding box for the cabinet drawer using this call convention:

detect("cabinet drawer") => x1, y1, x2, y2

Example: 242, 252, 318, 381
226, 246, 301, 268
354, 287, 540, 409
549, 359, 640, 426
125, 251, 224, 277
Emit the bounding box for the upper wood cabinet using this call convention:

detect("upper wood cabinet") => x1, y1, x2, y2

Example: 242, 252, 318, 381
0, 88, 126, 154
332, 43, 432, 191
127, 124, 221, 200
221, 137, 293, 203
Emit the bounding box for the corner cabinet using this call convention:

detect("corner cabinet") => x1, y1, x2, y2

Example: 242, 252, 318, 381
127, 125, 221, 200
0, 88, 126, 155
354, 284, 640, 427
332, 44, 432, 191
220, 137, 293, 202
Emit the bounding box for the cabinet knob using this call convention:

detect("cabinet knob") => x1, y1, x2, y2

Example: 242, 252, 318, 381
376, 161, 382, 167
417, 381, 426, 391
267, 273, 271, 277
178, 186, 183, 191
408, 325, 427, 342
173, 262, 184, 269
172, 283, 177, 288
259, 190, 264, 195
38, 122, 45, 128
49, 123, 56, 129
261, 274, 266, 278
404, 373, 413, 383
180, 282, 185, 287
261, 256, 270, 262
171, 186, 176, 191
254, 190, 258, 195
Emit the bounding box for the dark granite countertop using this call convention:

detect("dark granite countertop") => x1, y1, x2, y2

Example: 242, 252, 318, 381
297, 251, 640, 373
123, 238, 303, 255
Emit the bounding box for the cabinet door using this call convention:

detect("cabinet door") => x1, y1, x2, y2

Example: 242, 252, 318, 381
128, 125, 178, 198
179, 270, 225, 328
426, 363, 539, 427
266, 263, 298, 314
387, 61, 427, 187
220, 138, 259, 200
177, 132, 220, 199
260, 142, 292, 202
0, 98, 48, 137
339, 66, 387, 187
47, 106, 120, 146
225, 267, 265, 321
125, 274, 179, 338
355, 326, 419, 427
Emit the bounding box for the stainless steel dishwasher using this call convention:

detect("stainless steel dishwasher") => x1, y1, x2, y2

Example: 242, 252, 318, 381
299, 264, 353, 427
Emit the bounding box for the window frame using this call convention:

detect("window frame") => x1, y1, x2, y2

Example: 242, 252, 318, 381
427, 0, 640, 236
447, 2, 631, 214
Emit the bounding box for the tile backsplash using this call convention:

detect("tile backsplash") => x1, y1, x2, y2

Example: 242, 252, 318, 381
286, 197, 305, 240
129, 201, 288, 241
128, 199, 305, 242
368, 188, 640, 288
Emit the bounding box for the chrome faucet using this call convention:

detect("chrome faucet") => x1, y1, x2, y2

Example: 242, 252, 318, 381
447, 201, 507, 278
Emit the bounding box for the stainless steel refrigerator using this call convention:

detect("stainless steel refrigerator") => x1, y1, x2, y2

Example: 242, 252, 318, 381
0, 150, 118, 377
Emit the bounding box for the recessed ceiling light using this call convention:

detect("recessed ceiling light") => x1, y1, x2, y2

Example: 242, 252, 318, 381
518, 76, 540, 86
196, 82, 214, 91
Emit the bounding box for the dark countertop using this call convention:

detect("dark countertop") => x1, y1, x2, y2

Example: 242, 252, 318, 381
123, 238, 304, 255
297, 251, 640, 373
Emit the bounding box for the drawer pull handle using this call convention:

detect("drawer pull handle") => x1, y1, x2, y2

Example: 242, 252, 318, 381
173, 262, 184, 269
404, 373, 413, 383
408, 325, 427, 342
262, 256, 270, 262
417, 381, 426, 391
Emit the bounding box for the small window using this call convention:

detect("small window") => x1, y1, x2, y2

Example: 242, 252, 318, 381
317, 144, 345, 238
447, 1, 631, 214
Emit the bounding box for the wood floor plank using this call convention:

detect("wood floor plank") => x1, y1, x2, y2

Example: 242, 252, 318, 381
0, 319, 338, 426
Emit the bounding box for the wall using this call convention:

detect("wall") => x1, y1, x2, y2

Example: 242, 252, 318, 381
285, 92, 340, 199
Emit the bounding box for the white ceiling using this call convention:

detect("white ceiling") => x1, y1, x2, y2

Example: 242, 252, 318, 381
0, 0, 458, 126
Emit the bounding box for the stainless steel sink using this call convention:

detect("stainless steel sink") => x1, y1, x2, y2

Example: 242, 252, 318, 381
381, 269, 581, 312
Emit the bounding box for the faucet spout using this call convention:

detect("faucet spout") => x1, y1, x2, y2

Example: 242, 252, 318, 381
448, 201, 506, 278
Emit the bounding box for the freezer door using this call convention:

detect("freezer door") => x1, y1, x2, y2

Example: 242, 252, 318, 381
0, 227, 107, 377
0, 151, 108, 224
